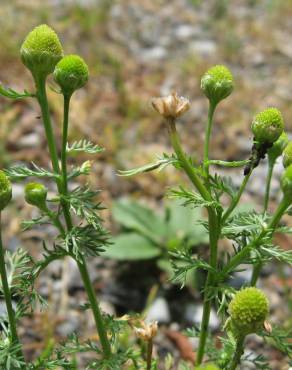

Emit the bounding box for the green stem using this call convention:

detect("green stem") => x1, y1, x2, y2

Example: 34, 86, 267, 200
36, 79, 112, 359
250, 262, 262, 286
222, 197, 290, 277
222, 171, 252, 224
167, 120, 211, 202
0, 213, 24, 363
146, 338, 153, 370
203, 102, 217, 178
208, 159, 250, 168
228, 336, 245, 370
77, 259, 112, 358
264, 160, 275, 213
167, 120, 218, 365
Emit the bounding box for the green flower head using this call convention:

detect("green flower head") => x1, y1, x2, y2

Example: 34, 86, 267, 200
201, 65, 234, 104
251, 108, 284, 145
281, 164, 292, 200
268, 132, 288, 162
229, 287, 269, 337
25, 182, 47, 210
0, 171, 12, 211
282, 141, 292, 168
21, 24, 63, 79
54, 54, 89, 96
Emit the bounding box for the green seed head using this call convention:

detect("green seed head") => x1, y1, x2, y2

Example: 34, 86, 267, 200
201, 65, 234, 104
229, 287, 269, 337
25, 182, 48, 209
282, 141, 292, 168
54, 54, 89, 96
0, 171, 12, 211
268, 132, 289, 162
21, 24, 63, 79
251, 108, 284, 145
281, 164, 292, 200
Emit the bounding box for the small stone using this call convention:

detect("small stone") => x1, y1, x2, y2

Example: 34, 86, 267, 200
185, 304, 220, 331
146, 297, 170, 323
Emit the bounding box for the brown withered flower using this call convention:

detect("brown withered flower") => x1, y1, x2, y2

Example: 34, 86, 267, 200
151, 92, 190, 119
133, 321, 158, 341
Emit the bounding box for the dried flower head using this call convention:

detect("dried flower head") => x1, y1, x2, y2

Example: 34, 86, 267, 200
151, 92, 190, 119
251, 108, 284, 145
21, 24, 63, 79
25, 182, 48, 210
229, 287, 269, 337
281, 164, 292, 200
201, 65, 234, 104
0, 171, 12, 211
54, 54, 89, 96
268, 132, 288, 162
133, 321, 158, 341
282, 141, 292, 168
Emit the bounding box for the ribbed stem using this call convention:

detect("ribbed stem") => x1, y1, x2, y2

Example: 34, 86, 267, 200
167, 120, 219, 365
203, 102, 216, 179
264, 160, 275, 213
0, 213, 25, 363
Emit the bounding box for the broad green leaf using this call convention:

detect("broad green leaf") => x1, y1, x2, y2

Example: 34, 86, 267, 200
112, 199, 167, 241
166, 201, 208, 246
102, 233, 160, 260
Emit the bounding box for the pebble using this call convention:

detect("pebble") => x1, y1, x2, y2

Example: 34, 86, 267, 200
185, 303, 220, 331
146, 297, 171, 323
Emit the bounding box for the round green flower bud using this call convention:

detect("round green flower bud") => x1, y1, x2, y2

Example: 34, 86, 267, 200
201, 65, 234, 104
21, 24, 63, 79
282, 141, 292, 168
229, 287, 269, 337
54, 55, 89, 96
281, 164, 292, 200
25, 182, 47, 209
268, 132, 288, 162
0, 171, 12, 211
251, 108, 284, 145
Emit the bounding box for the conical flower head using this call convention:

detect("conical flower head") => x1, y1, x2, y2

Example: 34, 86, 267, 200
251, 108, 284, 145
229, 287, 269, 337
21, 24, 63, 79
54, 54, 89, 96
201, 65, 234, 104
0, 171, 12, 211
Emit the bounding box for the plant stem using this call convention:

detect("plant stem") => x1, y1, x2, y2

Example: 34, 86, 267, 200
264, 160, 275, 213
167, 120, 211, 202
59, 92, 73, 229
250, 262, 262, 286
0, 213, 24, 362
36, 79, 112, 359
203, 102, 217, 179
77, 259, 112, 358
208, 159, 250, 168
222, 197, 290, 277
146, 338, 153, 370
167, 120, 219, 365
229, 335, 245, 370
222, 171, 252, 224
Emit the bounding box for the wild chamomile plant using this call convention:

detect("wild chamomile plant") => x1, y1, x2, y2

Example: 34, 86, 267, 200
122, 65, 292, 368
0, 24, 137, 369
